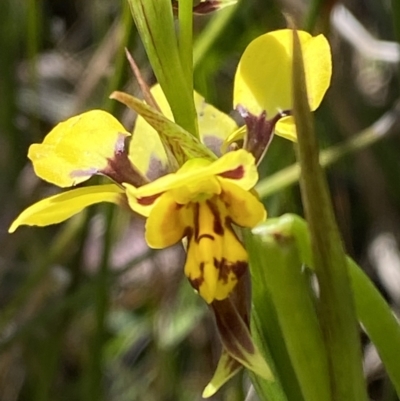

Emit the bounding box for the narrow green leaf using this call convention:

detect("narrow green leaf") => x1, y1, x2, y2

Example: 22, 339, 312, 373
348, 258, 400, 396
110, 91, 216, 164
127, 0, 198, 137
292, 30, 367, 401
248, 226, 331, 401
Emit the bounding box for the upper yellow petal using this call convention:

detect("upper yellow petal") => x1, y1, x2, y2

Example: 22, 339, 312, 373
9, 184, 124, 232
125, 149, 258, 202
29, 110, 130, 187
234, 29, 331, 118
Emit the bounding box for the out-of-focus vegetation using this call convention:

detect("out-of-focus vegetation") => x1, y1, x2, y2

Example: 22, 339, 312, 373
2, 0, 400, 400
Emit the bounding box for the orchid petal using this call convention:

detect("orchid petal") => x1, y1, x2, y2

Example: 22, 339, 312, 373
9, 184, 124, 232
234, 29, 331, 122
220, 181, 266, 227
125, 149, 258, 202
29, 110, 130, 187
145, 192, 193, 248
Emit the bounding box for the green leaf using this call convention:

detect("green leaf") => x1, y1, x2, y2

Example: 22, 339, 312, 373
248, 226, 331, 401
292, 30, 368, 401
127, 0, 198, 137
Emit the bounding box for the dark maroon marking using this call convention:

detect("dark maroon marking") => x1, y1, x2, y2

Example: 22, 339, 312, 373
198, 234, 215, 241
172, 0, 222, 15
236, 105, 292, 165
184, 226, 194, 242
211, 298, 255, 357
193, 203, 200, 243
188, 277, 203, 291
137, 193, 161, 206
231, 261, 247, 278
100, 136, 149, 187
219, 165, 245, 180
206, 200, 224, 236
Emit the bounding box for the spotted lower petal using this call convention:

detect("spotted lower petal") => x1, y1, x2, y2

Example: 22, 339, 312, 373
9, 184, 124, 232
220, 181, 266, 227
184, 200, 248, 303
29, 110, 130, 187
234, 29, 331, 121
145, 192, 193, 248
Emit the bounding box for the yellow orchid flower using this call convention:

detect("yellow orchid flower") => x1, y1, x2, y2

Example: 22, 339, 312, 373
124, 149, 266, 303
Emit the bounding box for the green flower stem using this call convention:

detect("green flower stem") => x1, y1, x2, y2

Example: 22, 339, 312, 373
178, 0, 194, 92
256, 103, 400, 199
127, 0, 198, 138
292, 30, 367, 401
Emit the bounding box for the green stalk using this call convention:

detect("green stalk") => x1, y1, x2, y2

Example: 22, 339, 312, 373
292, 30, 367, 401
178, 0, 194, 93
127, 0, 198, 138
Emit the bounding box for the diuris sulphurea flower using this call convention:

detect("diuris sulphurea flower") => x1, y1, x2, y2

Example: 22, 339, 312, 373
9, 28, 332, 397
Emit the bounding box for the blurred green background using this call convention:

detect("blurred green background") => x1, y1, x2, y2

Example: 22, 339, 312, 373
2, 0, 400, 400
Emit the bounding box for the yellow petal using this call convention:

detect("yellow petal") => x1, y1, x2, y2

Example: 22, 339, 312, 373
29, 110, 130, 187
220, 181, 266, 227
126, 149, 258, 201
194, 91, 238, 156
275, 115, 297, 142
129, 85, 169, 179
184, 200, 248, 303
9, 184, 124, 232
145, 192, 193, 248
234, 29, 331, 118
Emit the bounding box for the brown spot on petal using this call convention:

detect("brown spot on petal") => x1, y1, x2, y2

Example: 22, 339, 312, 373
206, 200, 224, 236
188, 262, 205, 291
219, 165, 245, 180
101, 134, 149, 187
137, 193, 161, 206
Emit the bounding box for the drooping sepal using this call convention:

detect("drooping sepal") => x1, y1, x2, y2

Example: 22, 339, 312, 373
9, 184, 124, 232
211, 297, 273, 381
202, 349, 242, 398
